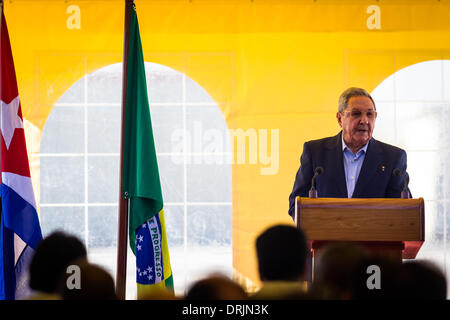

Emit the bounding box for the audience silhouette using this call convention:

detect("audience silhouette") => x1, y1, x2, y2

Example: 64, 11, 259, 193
394, 260, 447, 300
310, 242, 371, 300
185, 273, 247, 300
251, 224, 309, 299
25, 226, 448, 300
58, 259, 117, 300
27, 231, 87, 300
348, 255, 400, 300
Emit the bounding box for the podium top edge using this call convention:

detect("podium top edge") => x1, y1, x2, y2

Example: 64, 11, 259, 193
296, 196, 424, 209
296, 196, 424, 201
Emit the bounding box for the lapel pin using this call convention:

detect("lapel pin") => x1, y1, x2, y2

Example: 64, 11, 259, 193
381, 165, 385, 172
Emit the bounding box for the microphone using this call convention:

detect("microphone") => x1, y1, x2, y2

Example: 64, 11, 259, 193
393, 168, 409, 199
309, 166, 324, 198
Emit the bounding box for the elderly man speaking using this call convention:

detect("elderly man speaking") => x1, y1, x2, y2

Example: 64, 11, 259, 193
288, 87, 411, 220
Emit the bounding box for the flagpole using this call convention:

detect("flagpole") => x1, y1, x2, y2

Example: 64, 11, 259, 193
116, 0, 133, 300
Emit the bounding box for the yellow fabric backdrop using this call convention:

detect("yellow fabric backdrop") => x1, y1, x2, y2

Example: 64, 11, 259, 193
6, 0, 450, 290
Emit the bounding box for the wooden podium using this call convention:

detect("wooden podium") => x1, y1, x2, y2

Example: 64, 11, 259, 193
295, 197, 425, 281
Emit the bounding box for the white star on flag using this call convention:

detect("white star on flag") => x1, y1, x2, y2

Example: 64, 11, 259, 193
138, 235, 144, 242
1, 96, 23, 150
136, 244, 142, 251
147, 266, 153, 273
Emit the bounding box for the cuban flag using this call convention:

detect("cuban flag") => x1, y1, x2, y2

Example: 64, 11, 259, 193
0, 10, 42, 300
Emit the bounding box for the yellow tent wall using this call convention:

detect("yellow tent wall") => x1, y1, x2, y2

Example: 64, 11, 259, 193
6, 0, 450, 290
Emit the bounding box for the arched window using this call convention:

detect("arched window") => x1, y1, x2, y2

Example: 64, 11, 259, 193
39, 62, 232, 297
372, 60, 450, 294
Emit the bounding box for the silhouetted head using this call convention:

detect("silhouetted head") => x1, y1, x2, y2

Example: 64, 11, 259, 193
311, 242, 370, 299
185, 274, 247, 300
349, 255, 400, 300
394, 260, 447, 300
58, 260, 117, 300
29, 231, 87, 293
256, 224, 308, 281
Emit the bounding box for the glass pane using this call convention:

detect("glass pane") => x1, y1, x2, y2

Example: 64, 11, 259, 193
40, 106, 84, 153
88, 155, 119, 203
407, 151, 443, 201
184, 205, 233, 291
39, 206, 85, 243
163, 205, 184, 247
416, 201, 445, 269
147, 64, 183, 103
150, 105, 183, 154
446, 201, 450, 296
186, 106, 230, 154
58, 77, 84, 104
443, 103, 450, 149
182, 243, 233, 293
443, 151, 450, 201
395, 60, 442, 101
87, 65, 121, 104
186, 155, 232, 202
157, 155, 184, 203
396, 102, 443, 151
40, 156, 84, 203
444, 60, 450, 102
87, 106, 120, 153
186, 205, 232, 246
88, 206, 118, 248
372, 101, 396, 146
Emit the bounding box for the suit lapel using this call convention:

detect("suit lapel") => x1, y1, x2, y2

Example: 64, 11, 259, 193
325, 132, 348, 197
352, 138, 383, 197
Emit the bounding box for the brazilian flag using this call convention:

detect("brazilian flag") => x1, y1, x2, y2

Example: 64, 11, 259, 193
122, 3, 173, 299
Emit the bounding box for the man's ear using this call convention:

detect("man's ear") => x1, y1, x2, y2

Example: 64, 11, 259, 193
336, 112, 343, 127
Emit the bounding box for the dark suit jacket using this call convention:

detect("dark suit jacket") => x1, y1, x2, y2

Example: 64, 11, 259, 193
288, 131, 411, 219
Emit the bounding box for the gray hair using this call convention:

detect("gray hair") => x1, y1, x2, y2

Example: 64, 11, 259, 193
338, 87, 376, 113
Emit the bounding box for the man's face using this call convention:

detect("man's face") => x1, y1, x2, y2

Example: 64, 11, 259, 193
336, 95, 377, 153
